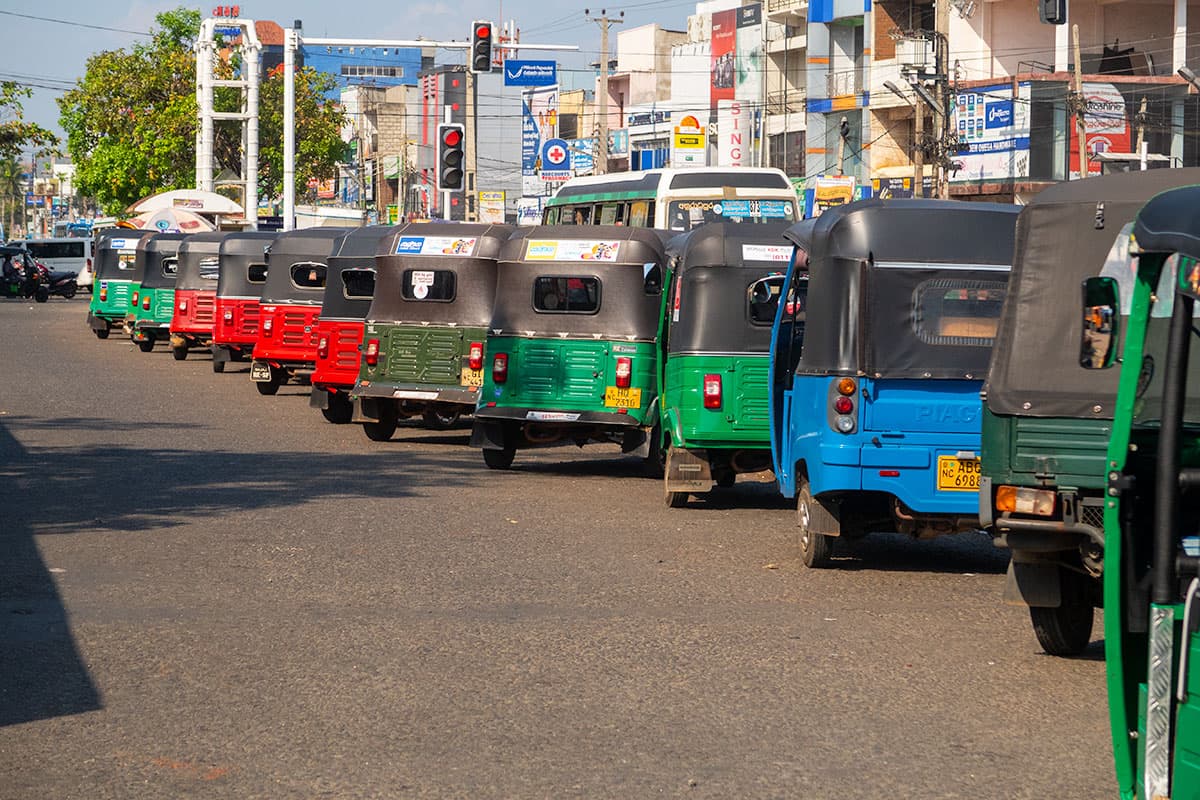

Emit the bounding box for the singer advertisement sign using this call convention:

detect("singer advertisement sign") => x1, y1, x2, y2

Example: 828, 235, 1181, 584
950, 81, 1031, 184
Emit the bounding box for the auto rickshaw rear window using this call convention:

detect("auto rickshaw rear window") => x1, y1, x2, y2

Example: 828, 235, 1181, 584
199, 257, 220, 282
290, 262, 326, 289
161, 257, 178, 277
247, 263, 267, 284
533, 276, 600, 313
342, 268, 376, 300
117, 252, 136, 269
913, 279, 1006, 346
401, 269, 455, 302
748, 275, 786, 326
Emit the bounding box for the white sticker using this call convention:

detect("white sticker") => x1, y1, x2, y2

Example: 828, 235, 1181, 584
413, 283, 429, 299
411, 270, 435, 286
742, 244, 793, 263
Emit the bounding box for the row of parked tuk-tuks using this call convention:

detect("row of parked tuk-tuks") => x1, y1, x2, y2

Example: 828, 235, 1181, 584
85, 171, 1200, 800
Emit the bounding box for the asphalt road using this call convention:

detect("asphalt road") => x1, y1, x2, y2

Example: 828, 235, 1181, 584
0, 299, 1114, 799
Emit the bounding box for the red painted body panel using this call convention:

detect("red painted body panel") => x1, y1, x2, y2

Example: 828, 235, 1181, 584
312, 319, 365, 390
252, 302, 321, 365
212, 297, 261, 347
171, 289, 217, 335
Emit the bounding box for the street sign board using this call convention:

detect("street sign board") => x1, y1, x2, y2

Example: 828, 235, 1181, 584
504, 60, 557, 86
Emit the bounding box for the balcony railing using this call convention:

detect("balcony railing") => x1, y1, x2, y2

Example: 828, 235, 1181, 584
826, 68, 864, 98
766, 89, 805, 115
767, 0, 808, 14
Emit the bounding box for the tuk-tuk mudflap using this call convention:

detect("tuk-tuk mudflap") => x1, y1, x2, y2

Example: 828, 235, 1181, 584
86, 312, 110, 331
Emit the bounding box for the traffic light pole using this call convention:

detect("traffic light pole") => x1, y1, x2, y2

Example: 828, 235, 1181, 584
280, 29, 576, 230
443, 107, 452, 221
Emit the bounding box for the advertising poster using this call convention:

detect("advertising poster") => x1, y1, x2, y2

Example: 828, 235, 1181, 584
810, 175, 855, 217
522, 85, 559, 196
717, 100, 748, 166
478, 191, 506, 223
516, 197, 543, 226
671, 114, 707, 168
395, 236, 479, 256
710, 9, 736, 108
950, 82, 1031, 184
735, 4, 762, 106
568, 139, 596, 175
1070, 82, 1130, 178
526, 240, 621, 261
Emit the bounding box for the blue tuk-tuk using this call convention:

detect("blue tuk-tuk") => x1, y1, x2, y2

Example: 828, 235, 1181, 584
769, 199, 1018, 567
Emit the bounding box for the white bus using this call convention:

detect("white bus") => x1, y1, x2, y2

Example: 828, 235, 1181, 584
17, 237, 96, 288
541, 167, 799, 231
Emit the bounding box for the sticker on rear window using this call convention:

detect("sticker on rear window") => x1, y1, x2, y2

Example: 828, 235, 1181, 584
742, 244, 792, 262
395, 236, 477, 256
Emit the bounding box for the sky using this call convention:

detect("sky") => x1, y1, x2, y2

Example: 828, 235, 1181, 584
0, 0, 704, 143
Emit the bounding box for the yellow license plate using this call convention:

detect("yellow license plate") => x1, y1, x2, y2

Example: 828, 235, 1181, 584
603, 386, 642, 409
460, 367, 483, 387
937, 456, 981, 491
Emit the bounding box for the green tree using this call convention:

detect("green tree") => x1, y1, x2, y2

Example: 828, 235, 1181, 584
58, 7, 346, 215
0, 82, 58, 236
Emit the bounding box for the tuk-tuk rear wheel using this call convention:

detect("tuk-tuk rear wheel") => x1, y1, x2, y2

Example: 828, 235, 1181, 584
483, 447, 516, 470
363, 409, 397, 441
421, 408, 460, 430
323, 393, 354, 424
94, 328, 109, 339
255, 368, 283, 395
1029, 567, 1094, 656
172, 345, 188, 361
137, 339, 154, 353
797, 478, 835, 568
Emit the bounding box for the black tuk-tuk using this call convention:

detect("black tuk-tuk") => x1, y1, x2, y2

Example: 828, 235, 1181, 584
308, 226, 394, 424
354, 223, 513, 440
981, 168, 1200, 655
87, 229, 157, 338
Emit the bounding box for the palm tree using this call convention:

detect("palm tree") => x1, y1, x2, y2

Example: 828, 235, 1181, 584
0, 157, 23, 239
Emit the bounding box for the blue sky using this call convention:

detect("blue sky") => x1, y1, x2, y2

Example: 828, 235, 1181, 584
0, 0, 701, 142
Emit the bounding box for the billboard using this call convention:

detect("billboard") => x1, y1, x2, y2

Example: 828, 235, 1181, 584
522, 85, 559, 196
717, 100, 749, 167
1070, 82, 1130, 178
950, 82, 1031, 184
735, 4, 762, 105
504, 60, 557, 87
672, 114, 707, 168
710, 9, 736, 107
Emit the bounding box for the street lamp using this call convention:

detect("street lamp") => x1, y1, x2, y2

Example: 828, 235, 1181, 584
883, 81, 914, 107
1179, 65, 1200, 91
910, 81, 944, 116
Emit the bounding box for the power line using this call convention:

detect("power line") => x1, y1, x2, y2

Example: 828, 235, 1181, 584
0, 9, 150, 37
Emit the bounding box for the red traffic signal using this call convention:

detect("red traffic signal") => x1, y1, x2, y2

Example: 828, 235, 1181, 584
436, 123, 465, 192
470, 20, 494, 74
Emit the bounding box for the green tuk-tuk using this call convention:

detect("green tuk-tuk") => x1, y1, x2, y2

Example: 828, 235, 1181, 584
980, 168, 1200, 656
128, 233, 187, 352
354, 222, 512, 441
86, 229, 156, 339
470, 226, 672, 470
1102, 185, 1200, 800
659, 221, 794, 506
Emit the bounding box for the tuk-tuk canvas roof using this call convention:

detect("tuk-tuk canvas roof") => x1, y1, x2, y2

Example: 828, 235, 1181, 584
319, 226, 396, 320
491, 225, 672, 339
985, 168, 1200, 419
95, 229, 158, 281
261, 228, 351, 305
666, 221, 793, 355
176, 232, 230, 290
217, 231, 276, 299
368, 222, 513, 327
790, 199, 1019, 379
1132, 182, 1200, 260
136, 233, 187, 290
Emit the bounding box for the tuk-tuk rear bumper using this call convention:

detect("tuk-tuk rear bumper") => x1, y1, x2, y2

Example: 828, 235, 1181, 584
87, 311, 112, 331
309, 384, 353, 409
471, 406, 648, 451
356, 382, 480, 407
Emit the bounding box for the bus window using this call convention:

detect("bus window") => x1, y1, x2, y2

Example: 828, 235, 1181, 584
571, 207, 592, 226
599, 204, 619, 225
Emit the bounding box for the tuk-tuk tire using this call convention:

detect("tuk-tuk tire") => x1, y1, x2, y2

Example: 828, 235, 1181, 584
34, 287, 48, 303
665, 488, 689, 508
172, 345, 188, 361
137, 340, 154, 353
642, 424, 666, 478
94, 328, 110, 340
255, 376, 281, 396
797, 477, 835, 568
323, 394, 354, 425
363, 418, 397, 442
421, 408, 460, 430
483, 447, 516, 470
212, 360, 225, 373
1029, 567, 1094, 656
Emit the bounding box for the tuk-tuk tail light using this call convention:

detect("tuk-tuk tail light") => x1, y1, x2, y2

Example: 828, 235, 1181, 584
99, 287, 107, 301
837, 377, 857, 396
493, 353, 508, 383
468, 342, 484, 371
616, 357, 632, 389
703, 374, 722, 409
179, 299, 188, 312
131, 291, 139, 306
317, 336, 329, 360
833, 396, 853, 415
834, 416, 856, 433
263, 318, 273, 337
364, 338, 380, 367
223, 309, 234, 322
996, 485, 1056, 517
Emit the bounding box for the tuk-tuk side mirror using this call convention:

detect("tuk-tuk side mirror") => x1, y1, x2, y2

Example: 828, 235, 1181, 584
1080, 276, 1119, 369
643, 262, 662, 295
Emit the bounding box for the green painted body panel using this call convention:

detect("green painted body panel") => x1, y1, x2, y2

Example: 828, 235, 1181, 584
359, 321, 485, 391
981, 407, 1111, 490
131, 288, 175, 328
90, 279, 136, 321
661, 353, 770, 449
481, 336, 657, 426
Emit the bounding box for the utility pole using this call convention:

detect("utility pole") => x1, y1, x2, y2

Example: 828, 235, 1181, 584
587, 9, 623, 175
465, 69, 478, 222
913, 102, 924, 197
1072, 24, 1087, 179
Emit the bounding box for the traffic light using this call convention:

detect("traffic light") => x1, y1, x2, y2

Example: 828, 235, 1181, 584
1039, 0, 1065, 24
436, 123, 465, 192
471, 21, 494, 73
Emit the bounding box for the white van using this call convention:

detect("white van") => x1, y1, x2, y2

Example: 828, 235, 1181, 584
19, 238, 96, 288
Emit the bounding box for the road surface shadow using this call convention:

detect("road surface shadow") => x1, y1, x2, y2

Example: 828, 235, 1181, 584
821, 531, 1009, 575
0, 419, 101, 726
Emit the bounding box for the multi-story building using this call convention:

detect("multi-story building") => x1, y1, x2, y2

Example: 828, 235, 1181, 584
764, 0, 808, 176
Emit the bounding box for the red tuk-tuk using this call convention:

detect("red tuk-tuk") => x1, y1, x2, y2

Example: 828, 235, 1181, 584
250, 227, 350, 395
211, 231, 277, 373
168, 232, 228, 361
309, 226, 392, 423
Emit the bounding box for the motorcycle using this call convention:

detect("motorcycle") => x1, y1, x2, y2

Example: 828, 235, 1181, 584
35, 262, 78, 299
0, 247, 49, 303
